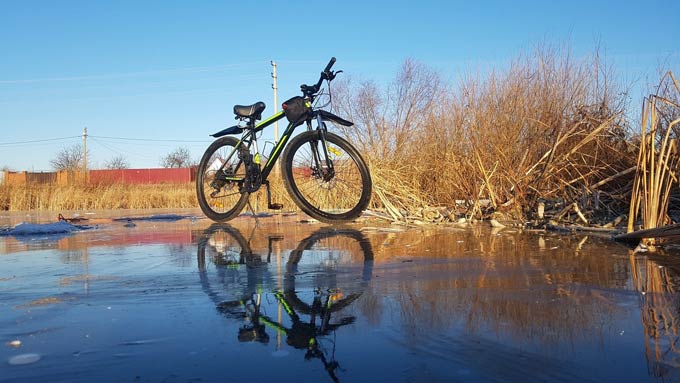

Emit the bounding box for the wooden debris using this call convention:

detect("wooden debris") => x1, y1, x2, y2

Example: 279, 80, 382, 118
615, 223, 680, 244
547, 223, 621, 235
573, 203, 589, 225
602, 215, 625, 228
489, 219, 506, 228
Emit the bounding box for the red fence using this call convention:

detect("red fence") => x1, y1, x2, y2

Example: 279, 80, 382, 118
3, 168, 197, 186
88, 167, 197, 185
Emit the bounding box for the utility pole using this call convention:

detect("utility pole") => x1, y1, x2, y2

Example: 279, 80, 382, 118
271, 61, 279, 142
82, 127, 88, 174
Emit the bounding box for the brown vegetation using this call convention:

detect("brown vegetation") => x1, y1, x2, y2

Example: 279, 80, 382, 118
334, 46, 633, 223
0, 183, 197, 211
628, 71, 680, 235
0, 176, 298, 213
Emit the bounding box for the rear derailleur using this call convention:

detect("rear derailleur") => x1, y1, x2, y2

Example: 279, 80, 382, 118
209, 166, 234, 197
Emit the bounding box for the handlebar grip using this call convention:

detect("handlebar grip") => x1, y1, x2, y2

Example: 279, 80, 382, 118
324, 57, 336, 73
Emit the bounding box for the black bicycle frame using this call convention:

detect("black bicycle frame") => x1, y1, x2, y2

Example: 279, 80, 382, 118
219, 109, 333, 184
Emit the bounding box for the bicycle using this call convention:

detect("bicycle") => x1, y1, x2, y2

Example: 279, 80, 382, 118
196, 57, 372, 223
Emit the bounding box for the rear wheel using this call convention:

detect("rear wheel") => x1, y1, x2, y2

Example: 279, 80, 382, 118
196, 137, 249, 222
282, 131, 372, 223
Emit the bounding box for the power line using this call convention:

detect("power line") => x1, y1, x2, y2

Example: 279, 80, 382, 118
90, 137, 161, 160
0, 134, 210, 148
0, 62, 268, 84
0, 136, 80, 146
89, 135, 210, 143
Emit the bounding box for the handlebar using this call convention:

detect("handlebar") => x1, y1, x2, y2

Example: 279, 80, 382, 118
323, 57, 336, 74
301, 57, 338, 97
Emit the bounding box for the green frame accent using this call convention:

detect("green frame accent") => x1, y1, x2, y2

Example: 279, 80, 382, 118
253, 110, 285, 132
254, 111, 304, 180
221, 109, 308, 183
260, 123, 296, 180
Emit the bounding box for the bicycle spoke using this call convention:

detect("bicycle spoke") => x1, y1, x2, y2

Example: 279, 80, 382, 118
285, 132, 370, 220
197, 137, 249, 221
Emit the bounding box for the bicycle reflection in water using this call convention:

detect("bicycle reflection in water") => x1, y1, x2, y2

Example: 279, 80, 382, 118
196, 224, 374, 383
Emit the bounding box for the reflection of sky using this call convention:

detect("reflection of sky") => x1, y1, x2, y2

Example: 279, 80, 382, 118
0, 222, 676, 382
10, 232, 74, 245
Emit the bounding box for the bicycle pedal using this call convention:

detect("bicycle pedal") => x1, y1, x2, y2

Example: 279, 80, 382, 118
268, 203, 284, 210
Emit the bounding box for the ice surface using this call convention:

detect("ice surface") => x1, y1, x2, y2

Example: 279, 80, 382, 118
6, 221, 82, 236
112, 214, 191, 222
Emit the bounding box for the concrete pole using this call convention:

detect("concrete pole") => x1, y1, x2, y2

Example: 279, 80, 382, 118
271, 61, 279, 142
82, 127, 88, 174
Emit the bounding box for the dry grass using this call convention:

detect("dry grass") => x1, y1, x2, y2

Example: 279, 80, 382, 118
334, 46, 634, 221
0, 172, 350, 214
0, 183, 197, 211
628, 71, 680, 235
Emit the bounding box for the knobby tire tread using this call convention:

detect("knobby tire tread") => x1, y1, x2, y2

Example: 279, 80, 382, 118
196, 136, 249, 222
282, 131, 372, 223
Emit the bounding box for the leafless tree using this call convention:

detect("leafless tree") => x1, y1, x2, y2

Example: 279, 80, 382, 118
160, 147, 195, 168
333, 58, 443, 160
51, 144, 88, 171
104, 155, 130, 169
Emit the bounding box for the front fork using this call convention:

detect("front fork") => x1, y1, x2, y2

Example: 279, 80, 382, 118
308, 116, 335, 181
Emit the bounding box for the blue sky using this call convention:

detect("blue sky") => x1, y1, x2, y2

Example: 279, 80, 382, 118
1, 0, 679, 171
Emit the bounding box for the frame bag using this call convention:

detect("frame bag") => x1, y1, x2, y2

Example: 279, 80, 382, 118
282, 96, 311, 126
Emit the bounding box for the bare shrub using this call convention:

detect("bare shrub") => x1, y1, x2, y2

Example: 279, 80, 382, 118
160, 147, 195, 168
51, 144, 88, 171
104, 155, 130, 169
335, 47, 632, 221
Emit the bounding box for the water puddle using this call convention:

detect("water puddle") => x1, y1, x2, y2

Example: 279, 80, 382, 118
1, 213, 679, 382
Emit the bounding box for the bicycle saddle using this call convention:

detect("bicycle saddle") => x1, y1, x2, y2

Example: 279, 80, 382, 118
233, 102, 266, 119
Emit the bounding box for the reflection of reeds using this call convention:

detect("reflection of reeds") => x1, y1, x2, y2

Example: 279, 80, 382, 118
361, 227, 628, 345
628, 72, 680, 237
629, 251, 680, 378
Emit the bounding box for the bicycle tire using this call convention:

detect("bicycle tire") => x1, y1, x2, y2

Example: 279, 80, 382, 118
196, 223, 253, 272
196, 136, 250, 222
197, 223, 269, 318
284, 227, 374, 315
282, 131, 372, 223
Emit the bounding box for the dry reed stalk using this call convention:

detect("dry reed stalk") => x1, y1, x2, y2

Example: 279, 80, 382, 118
474, 150, 498, 210
368, 159, 432, 223
628, 71, 680, 236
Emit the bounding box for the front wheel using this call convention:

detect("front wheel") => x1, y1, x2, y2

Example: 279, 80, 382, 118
282, 131, 372, 223
196, 136, 249, 222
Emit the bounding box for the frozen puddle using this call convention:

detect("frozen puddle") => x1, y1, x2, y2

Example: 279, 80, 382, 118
1, 221, 93, 236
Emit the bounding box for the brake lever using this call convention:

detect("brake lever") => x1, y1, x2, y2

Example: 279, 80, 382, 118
328, 70, 343, 81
